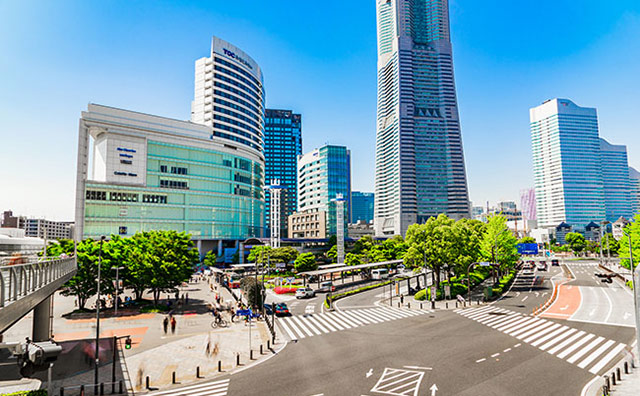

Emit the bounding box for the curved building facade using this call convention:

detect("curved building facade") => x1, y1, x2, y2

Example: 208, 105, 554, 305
191, 36, 265, 157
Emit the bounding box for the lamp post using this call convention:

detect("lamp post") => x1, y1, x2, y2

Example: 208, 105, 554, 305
94, 236, 105, 393
622, 229, 640, 361
111, 266, 124, 316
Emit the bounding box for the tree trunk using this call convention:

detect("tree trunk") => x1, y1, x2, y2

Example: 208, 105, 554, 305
78, 297, 85, 310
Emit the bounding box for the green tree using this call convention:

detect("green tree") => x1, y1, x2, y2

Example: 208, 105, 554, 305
517, 236, 537, 244
353, 235, 375, 254
481, 214, 519, 275
294, 252, 317, 272
602, 233, 619, 255
345, 252, 362, 266
326, 245, 338, 263
247, 245, 272, 264
203, 250, 217, 267
240, 276, 264, 309
270, 247, 299, 266
565, 232, 586, 255
619, 214, 640, 270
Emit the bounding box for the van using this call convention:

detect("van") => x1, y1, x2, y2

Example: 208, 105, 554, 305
372, 268, 389, 280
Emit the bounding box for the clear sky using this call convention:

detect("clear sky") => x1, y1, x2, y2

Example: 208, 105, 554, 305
1, 0, 639, 221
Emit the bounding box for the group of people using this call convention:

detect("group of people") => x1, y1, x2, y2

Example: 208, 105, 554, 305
162, 315, 177, 334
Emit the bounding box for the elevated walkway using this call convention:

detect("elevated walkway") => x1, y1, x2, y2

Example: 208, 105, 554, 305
0, 257, 76, 336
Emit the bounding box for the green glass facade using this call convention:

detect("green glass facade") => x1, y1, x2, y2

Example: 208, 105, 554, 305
83, 139, 263, 239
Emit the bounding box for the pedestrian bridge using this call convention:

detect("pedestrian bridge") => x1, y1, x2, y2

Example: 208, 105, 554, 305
0, 256, 76, 335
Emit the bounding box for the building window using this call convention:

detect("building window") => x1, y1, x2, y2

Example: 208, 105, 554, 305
160, 180, 188, 189
86, 190, 107, 201
160, 165, 168, 173
109, 192, 139, 202
170, 166, 188, 175
142, 194, 167, 204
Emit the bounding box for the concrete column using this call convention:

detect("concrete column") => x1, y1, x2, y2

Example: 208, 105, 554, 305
217, 240, 223, 257
239, 242, 244, 264
196, 240, 202, 261
32, 295, 53, 341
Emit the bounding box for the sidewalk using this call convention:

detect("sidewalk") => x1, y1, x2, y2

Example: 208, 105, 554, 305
611, 354, 640, 395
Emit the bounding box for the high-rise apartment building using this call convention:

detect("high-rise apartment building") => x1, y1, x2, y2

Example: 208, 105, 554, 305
191, 36, 265, 156
599, 139, 633, 222
291, 145, 351, 238
629, 167, 640, 217
520, 188, 537, 221
264, 109, 302, 238
351, 191, 374, 223
531, 99, 605, 230
374, 0, 470, 237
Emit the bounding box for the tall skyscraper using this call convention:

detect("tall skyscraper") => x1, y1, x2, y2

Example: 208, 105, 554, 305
295, 145, 351, 237
351, 191, 375, 223
599, 139, 633, 222
264, 109, 302, 238
530, 99, 605, 230
628, 167, 640, 217
191, 36, 265, 156
374, 0, 470, 237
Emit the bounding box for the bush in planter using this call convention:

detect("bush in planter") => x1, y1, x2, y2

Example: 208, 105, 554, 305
415, 289, 427, 301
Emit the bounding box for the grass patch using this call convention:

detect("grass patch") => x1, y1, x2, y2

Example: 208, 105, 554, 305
2, 391, 48, 396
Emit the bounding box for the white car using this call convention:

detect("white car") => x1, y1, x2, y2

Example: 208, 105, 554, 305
295, 287, 315, 299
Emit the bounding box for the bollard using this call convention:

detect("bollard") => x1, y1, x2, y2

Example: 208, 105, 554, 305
119, 380, 123, 394
420, 303, 423, 309
616, 367, 621, 381
260, 344, 263, 354
100, 383, 104, 395
611, 372, 616, 386
250, 350, 254, 360
172, 371, 176, 384
445, 302, 448, 309
60, 387, 64, 396
455, 301, 458, 308
218, 360, 222, 372
196, 366, 200, 378
604, 375, 610, 391
408, 303, 410, 309
146, 376, 150, 390
236, 353, 240, 366
267, 340, 270, 349
398, 302, 400, 308
624, 361, 629, 374
602, 385, 609, 396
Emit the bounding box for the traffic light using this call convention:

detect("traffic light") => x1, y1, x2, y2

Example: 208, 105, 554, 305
15, 339, 62, 377
125, 337, 132, 349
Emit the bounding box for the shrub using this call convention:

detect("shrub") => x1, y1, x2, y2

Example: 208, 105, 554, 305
414, 289, 426, 301
274, 286, 299, 294
626, 280, 634, 290
3, 391, 48, 396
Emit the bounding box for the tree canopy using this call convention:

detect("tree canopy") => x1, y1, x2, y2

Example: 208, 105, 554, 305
294, 252, 317, 272
565, 232, 586, 254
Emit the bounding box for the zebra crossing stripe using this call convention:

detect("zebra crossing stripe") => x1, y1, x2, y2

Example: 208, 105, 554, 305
540, 328, 578, 351
523, 323, 562, 344
291, 315, 319, 336
148, 379, 229, 396
531, 325, 568, 347
282, 317, 306, 339
354, 310, 384, 323
305, 315, 330, 333
277, 318, 299, 340
578, 339, 615, 369
311, 314, 339, 332
497, 317, 532, 332
557, 333, 595, 359
505, 318, 541, 336
548, 331, 586, 354
331, 311, 361, 327
364, 309, 396, 322
377, 307, 408, 319
350, 310, 380, 324
566, 336, 604, 364
481, 313, 520, 326
491, 315, 527, 329
589, 343, 626, 374
516, 321, 556, 340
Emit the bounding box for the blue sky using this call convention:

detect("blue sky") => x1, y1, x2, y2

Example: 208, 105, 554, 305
1, 0, 639, 220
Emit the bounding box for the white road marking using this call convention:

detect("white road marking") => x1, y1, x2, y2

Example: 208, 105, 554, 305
577, 339, 615, 369
588, 343, 626, 374
522, 296, 529, 302
503, 348, 511, 352
476, 358, 486, 363
403, 366, 432, 371
491, 353, 500, 358
567, 336, 605, 364
557, 334, 595, 359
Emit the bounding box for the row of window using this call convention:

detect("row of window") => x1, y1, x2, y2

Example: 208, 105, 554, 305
142, 194, 168, 204
160, 165, 188, 175
160, 180, 189, 189
111, 192, 139, 202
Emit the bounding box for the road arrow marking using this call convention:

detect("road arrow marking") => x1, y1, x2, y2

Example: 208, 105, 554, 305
589, 309, 596, 317
560, 305, 569, 311
535, 292, 540, 297
430, 384, 438, 396
623, 312, 631, 320
366, 369, 373, 378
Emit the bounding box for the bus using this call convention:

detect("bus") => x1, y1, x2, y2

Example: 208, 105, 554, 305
371, 268, 389, 280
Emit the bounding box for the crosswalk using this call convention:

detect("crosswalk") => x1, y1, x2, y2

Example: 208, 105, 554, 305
276, 307, 431, 341
455, 306, 628, 375
148, 378, 229, 396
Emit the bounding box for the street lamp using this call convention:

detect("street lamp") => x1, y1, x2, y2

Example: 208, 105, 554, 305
622, 228, 640, 362
111, 266, 124, 316
599, 220, 610, 266
94, 235, 105, 394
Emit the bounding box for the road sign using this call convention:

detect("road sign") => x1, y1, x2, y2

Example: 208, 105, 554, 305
430, 286, 436, 301
517, 243, 539, 255
286, 277, 295, 284
477, 262, 493, 267
236, 309, 252, 316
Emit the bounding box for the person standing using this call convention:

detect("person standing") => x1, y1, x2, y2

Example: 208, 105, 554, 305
170, 316, 177, 334
163, 316, 169, 334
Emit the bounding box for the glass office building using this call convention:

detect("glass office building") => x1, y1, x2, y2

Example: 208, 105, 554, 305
600, 139, 633, 222
264, 109, 302, 238
374, 0, 470, 237
297, 145, 351, 237
351, 191, 374, 223
630, 167, 640, 217
530, 99, 605, 230
75, 104, 264, 241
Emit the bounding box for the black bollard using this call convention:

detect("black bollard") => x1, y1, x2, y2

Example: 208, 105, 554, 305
267, 340, 270, 349
408, 302, 410, 309
398, 302, 400, 308
218, 360, 222, 372
146, 376, 150, 390
420, 303, 423, 309
611, 372, 616, 386
260, 344, 263, 354
237, 353, 240, 366
445, 302, 448, 309
616, 367, 621, 381
100, 383, 104, 395
196, 366, 200, 378
624, 361, 629, 374
172, 371, 176, 384
250, 350, 254, 360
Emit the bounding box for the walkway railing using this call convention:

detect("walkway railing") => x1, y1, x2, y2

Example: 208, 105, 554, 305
0, 257, 76, 308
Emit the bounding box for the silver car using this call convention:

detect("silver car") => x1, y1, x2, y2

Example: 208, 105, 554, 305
295, 287, 315, 299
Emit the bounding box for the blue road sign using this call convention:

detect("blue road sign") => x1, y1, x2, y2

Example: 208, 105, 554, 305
517, 243, 539, 255
236, 309, 252, 316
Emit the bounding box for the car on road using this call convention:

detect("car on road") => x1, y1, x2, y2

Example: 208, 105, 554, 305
551, 259, 560, 266
537, 262, 547, 271
295, 287, 315, 299
264, 303, 273, 315
316, 281, 336, 293
274, 303, 290, 316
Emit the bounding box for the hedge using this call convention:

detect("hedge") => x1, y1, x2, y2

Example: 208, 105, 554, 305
324, 279, 396, 308
2, 391, 48, 396
626, 280, 634, 290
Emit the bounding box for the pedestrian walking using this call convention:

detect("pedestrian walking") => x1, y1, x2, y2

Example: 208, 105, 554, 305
170, 316, 177, 334
163, 316, 169, 334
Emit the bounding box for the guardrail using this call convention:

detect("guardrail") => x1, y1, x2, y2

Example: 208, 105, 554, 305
0, 257, 76, 308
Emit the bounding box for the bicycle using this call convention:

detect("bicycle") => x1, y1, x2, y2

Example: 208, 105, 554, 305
210, 316, 228, 329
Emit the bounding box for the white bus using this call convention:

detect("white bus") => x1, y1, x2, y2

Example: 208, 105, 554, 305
371, 268, 389, 280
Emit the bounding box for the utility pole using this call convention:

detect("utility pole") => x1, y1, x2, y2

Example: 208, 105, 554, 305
94, 236, 105, 393
623, 229, 640, 361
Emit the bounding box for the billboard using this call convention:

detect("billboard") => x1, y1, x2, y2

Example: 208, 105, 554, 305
517, 243, 539, 255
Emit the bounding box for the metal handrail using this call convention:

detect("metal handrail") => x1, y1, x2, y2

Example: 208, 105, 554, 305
0, 257, 76, 308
